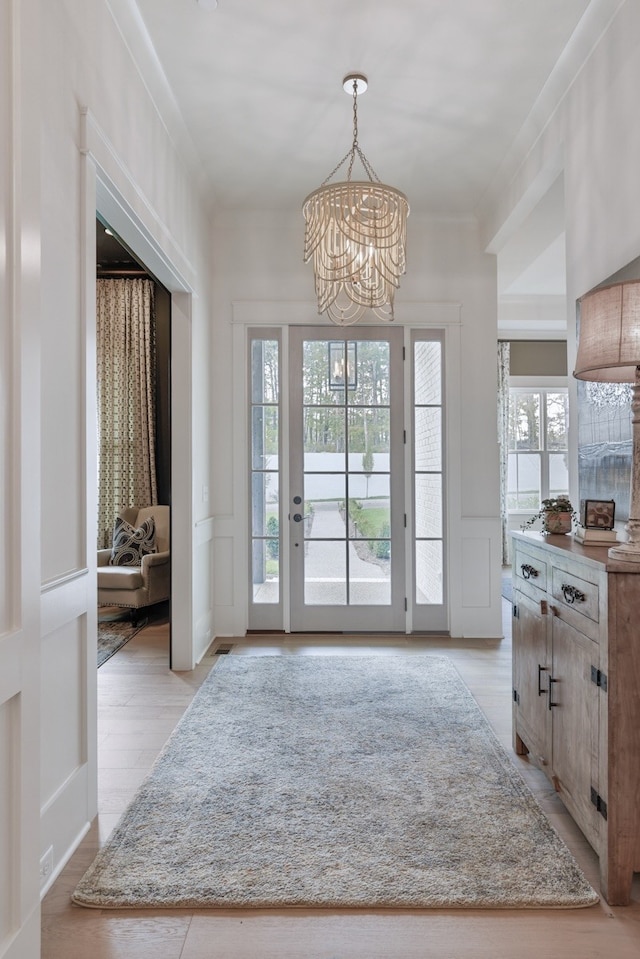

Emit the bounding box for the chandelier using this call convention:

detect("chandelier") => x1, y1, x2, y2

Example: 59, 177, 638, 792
303, 74, 409, 326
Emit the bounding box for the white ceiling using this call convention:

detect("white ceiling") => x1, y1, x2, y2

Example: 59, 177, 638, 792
107, 0, 615, 318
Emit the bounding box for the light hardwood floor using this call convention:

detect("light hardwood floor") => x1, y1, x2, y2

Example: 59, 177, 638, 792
41, 599, 640, 959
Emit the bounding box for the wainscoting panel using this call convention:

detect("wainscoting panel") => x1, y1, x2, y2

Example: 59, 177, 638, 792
449, 518, 502, 639
40, 615, 85, 807
461, 537, 492, 608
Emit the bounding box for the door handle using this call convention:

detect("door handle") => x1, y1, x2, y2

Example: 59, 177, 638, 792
293, 513, 303, 523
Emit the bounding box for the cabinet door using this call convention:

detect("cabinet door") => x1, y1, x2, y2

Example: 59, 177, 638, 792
513, 589, 551, 768
550, 615, 601, 850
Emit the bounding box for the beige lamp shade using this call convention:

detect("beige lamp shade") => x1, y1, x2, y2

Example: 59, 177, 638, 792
575, 280, 640, 383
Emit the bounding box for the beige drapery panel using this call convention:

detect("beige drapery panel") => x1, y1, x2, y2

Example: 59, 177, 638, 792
497, 341, 511, 566
96, 278, 158, 548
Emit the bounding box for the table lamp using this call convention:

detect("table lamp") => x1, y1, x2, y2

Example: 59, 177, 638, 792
574, 279, 640, 561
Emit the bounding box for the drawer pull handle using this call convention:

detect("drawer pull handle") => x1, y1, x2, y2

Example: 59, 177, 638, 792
561, 583, 586, 604
548, 676, 559, 710
521, 563, 539, 580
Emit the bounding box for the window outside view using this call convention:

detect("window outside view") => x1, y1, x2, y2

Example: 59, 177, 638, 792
507, 389, 569, 512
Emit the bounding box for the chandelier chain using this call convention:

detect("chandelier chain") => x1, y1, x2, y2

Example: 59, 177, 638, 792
346, 80, 359, 181
321, 77, 381, 186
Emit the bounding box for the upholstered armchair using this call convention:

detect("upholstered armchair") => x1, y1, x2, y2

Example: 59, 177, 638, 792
98, 505, 170, 620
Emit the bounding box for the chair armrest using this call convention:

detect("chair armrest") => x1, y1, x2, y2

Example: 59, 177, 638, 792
97, 549, 111, 567
141, 549, 170, 570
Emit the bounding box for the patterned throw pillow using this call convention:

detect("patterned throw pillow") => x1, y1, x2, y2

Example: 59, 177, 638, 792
109, 515, 158, 567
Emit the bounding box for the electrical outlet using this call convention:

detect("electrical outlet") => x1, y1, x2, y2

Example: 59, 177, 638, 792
39, 847, 53, 888
202, 484, 209, 503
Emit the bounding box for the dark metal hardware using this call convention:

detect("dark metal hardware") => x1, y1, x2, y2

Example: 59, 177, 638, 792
513, 688, 519, 703
590, 787, 608, 820
548, 676, 559, 710
561, 583, 586, 604
293, 495, 302, 505
520, 563, 539, 580
538, 664, 548, 696
293, 513, 303, 523
591, 666, 608, 692
513, 604, 519, 619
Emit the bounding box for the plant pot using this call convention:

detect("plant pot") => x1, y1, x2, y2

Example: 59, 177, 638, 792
542, 511, 572, 534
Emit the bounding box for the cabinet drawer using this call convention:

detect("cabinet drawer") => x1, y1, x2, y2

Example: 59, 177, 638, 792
513, 542, 548, 595
550, 565, 600, 635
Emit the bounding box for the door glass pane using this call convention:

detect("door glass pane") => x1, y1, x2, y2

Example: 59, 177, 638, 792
348, 471, 390, 501
305, 477, 346, 538
348, 481, 390, 537
350, 560, 391, 605
250, 336, 280, 608
347, 409, 390, 463
415, 407, 442, 471
251, 473, 279, 536
350, 341, 390, 405
252, 539, 279, 604
251, 340, 279, 403
304, 408, 346, 470
303, 341, 346, 406
415, 474, 442, 537
414, 337, 444, 612
304, 541, 346, 605
416, 540, 443, 605
252, 407, 278, 469
414, 341, 441, 405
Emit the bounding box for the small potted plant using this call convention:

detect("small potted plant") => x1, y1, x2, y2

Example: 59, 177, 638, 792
521, 495, 579, 535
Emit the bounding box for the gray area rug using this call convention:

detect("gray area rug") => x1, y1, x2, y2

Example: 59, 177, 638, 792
97, 619, 146, 667
73, 654, 598, 909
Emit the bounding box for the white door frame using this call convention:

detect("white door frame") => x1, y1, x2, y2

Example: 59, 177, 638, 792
82, 108, 196, 669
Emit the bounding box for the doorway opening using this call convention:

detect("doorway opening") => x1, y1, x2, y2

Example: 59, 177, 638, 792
95, 217, 172, 661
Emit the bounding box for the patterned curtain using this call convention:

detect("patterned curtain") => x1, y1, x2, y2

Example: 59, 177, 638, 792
497, 341, 511, 566
96, 278, 158, 548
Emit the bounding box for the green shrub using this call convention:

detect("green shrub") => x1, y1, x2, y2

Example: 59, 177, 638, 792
266, 514, 279, 559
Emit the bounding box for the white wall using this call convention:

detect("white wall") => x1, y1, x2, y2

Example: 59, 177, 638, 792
1, 1, 214, 955
210, 210, 503, 638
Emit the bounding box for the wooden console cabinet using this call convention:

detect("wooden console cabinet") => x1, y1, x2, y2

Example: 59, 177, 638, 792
511, 530, 640, 905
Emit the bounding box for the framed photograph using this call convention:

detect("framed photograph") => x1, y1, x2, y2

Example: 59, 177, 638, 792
580, 498, 616, 530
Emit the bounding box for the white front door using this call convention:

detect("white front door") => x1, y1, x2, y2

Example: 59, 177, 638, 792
288, 327, 405, 632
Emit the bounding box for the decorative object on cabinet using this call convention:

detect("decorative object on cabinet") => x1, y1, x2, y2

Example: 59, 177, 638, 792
575, 280, 640, 562
574, 526, 618, 546
511, 530, 640, 905
521, 495, 578, 535
580, 498, 616, 529
303, 74, 409, 326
